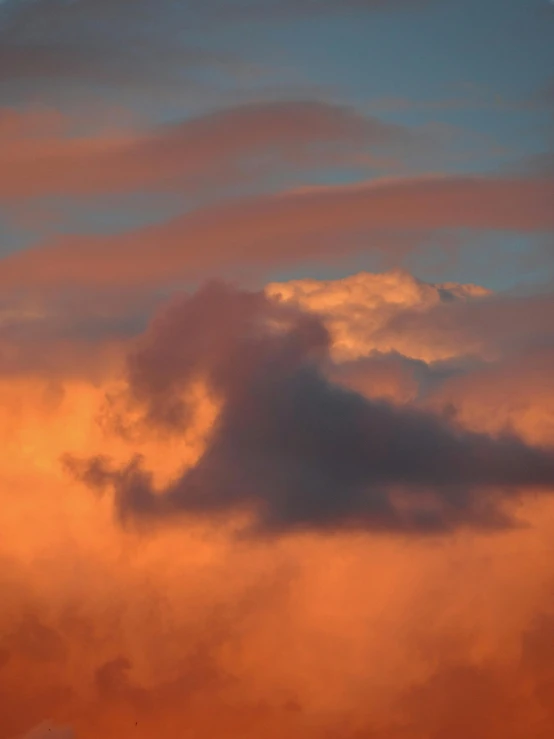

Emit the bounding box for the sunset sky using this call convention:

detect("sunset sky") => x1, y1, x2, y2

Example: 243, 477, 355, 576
1, 1, 553, 738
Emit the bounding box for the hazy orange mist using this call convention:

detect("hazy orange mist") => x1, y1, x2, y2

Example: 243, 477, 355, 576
2, 272, 554, 739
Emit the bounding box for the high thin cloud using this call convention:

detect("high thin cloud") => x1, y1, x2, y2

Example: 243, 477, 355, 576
0, 0, 236, 90
0, 101, 406, 201
68, 282, 554, 536
1, 174, 552, 290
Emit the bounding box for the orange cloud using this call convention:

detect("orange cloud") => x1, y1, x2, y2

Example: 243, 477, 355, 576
1, 270, 554, 739
17, 723, 74, 739
268, 271, 554, 443
267, 268, 492, 362
425, 345, 554, 447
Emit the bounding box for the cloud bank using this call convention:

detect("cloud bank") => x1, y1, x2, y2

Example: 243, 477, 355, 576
2, 270, 554, 739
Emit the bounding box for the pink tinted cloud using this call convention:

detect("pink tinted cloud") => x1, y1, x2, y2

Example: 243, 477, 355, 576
0, 174, 552, 290
0, 101, 395, 201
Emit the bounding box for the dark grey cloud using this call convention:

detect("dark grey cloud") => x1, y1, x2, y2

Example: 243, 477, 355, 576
0, 0, 433, 93
0, 0, 246, 97
66, 283, 554, 536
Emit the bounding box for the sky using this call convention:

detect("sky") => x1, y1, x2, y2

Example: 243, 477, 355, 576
0, 1, 553, 738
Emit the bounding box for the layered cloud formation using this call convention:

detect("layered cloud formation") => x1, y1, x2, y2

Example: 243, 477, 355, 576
2, 174, 552, 290
0, 102, 402, 201
1, 2, 552, 736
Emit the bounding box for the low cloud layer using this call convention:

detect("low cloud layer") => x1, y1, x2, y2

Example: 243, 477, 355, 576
1, 269, 554, 738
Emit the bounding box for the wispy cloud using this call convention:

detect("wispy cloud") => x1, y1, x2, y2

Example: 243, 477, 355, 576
1, 174, 551, 290
0, 101, 409, 200
0, 0, 433, 95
